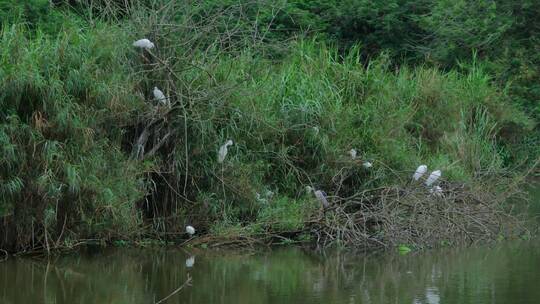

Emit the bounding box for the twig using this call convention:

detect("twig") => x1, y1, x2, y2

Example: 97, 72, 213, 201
154, 274, 192, 304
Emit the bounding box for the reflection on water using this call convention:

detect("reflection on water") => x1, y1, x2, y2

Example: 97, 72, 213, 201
185, 256, 195, 268
1, 241, 540, 304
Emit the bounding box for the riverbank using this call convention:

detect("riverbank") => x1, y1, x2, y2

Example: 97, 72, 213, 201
0, 1, 538, 254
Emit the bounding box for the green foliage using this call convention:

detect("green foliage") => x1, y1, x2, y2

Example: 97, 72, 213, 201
0, 21, 146, 250
156, 39, 525, 234
0, 0, 535, 251
256, 196, 314, 232
0, 0, 71, 34
398, 244, 412, 254
173, 0, 540, 126
178, 0, 429, 58
0, 0, 50, 24
420, 0, 540, 127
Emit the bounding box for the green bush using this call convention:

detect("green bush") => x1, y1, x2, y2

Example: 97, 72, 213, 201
0, 1, 535, 251
0, 0, 70, 34
0, 21, 146, 250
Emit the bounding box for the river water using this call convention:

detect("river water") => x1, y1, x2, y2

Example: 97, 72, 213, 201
1, 185, 538, 304
0, 241, 539, 304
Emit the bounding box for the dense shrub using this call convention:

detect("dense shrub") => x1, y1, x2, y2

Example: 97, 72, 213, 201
0, 22, 147, 250
0, 0, 535, 251
171, 0, 540, 128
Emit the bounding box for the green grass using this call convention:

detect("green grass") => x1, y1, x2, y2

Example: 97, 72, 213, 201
0, 18, 148, 249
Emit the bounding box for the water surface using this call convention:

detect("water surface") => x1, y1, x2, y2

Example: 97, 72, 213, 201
1, 241, 540, 304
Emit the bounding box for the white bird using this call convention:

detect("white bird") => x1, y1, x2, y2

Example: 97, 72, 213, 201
413, 165, 428, 181
425, 170, 442, 186
264, 190, 274, 199
429, 186, 443, 197
185, 256, 195, 268
218, 139, 233, 163
185, 225, 196, 236
305, 185, 313, 194
314, 190, 329, 208
153, 87, 170, 106
362, 161, 372, 168
132, 38, 155, 50
256, 192, 267, 204
349, 149, 357, 160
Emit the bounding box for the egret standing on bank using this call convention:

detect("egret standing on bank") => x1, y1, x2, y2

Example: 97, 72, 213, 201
186, 225, 196, 236
218, 140, 233, 163
425, 170, 442, 186
314, 190, 329, 208
413, 165, 428, 181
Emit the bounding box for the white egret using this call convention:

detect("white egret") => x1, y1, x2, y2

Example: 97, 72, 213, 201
429, 186, 443, 197
185, 225, 196, 236
256, 192, 267, 204
217, 139, 233, 163
349, 149, 357, 160
362, 161, 372, 168
305, 185, 313, 194
185, 256, 195, 268
265, 190, 274, 199
153, 87, 170, 106
425, 170, 442, 186
256, 189, 274, 204
132, 38, 155, 50
314, 190, 329, 208
413, 165, 428, 181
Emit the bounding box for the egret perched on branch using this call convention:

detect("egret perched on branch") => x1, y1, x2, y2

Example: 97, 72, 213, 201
362, 161, 372, 168
425, 170, 442, 186
186, 225, 196, 236
314, 190, 329, 208
133, 38, 155, 50
153, 87, 170, 107
349, 149, 357, 160
429, 185, 443, 197
413, 165, 428, 181
218, 140, 233, 163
